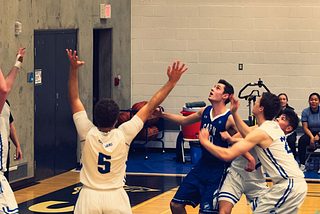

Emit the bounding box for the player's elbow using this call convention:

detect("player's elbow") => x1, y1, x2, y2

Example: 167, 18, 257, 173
220, 151, 236, 162
221, 155, 233, 162
0, 85, 8, 97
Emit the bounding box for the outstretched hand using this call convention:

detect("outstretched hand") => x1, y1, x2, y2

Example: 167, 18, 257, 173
66, 49, 84, 69
153, 107, 163, 117
16, 47, 26, 63
167, 60, 188, 84
229, 94, 240, 115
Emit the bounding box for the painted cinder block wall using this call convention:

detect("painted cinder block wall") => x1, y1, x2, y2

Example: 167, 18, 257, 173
0, 0, 131, 181
132, 0, 320, 148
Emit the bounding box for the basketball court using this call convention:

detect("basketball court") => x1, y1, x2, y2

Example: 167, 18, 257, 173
13, 150, 320, 214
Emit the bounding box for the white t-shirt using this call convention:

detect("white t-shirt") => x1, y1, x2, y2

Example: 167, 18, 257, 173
73, 111, 144, 190
1, 102, 10, 135
255, 121, 304, 184
0, 116, 8, 172
231, 148, 265, 182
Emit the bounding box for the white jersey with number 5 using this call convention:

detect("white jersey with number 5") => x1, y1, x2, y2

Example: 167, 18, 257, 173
255, 121, 304, 184
73, 111, 143, 190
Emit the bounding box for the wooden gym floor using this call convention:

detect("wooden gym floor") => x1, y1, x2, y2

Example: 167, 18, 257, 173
14, 151, 320, 214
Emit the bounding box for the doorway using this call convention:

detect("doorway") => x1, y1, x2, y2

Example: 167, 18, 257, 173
93, 29, 112, 125
34, 30, 78, 181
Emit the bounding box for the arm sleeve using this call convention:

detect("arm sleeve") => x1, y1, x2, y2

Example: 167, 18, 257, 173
9, 112, 13, 124
73, 111, 94, 141
301, 109, 308, 122
118, 115, 144, 144
5, 100, 13, 123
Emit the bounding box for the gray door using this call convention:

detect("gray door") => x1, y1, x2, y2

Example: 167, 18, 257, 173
34, 30, 77, 181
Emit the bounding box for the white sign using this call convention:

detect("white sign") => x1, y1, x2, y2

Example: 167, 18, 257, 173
34, 69, 42, 86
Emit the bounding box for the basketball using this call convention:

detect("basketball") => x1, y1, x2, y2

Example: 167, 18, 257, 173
118, 112, 130, 125
136, 126, 159, 141
149, 126, 159, 140
132, 101, 148, 113
147, 114, 159, 126
132, 101, 160, 125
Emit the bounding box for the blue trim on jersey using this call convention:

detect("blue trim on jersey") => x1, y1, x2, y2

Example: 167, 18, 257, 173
263, 148, 288, 179
255, 162, 262, 170
275, 179, 293, 208
2, 206, 19, 214
0, 133, 3, 171
218, 192, 239, 203
251, 197, 259, 211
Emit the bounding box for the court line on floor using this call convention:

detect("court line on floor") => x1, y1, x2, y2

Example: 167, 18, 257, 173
127, 172, 320, 183
131, 186, 178, 211
127, 172, 186, 177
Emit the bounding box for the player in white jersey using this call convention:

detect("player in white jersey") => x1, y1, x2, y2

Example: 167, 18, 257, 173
219, 108, 300, 214
66, 49, 188, 214
0, 47, 25, 214
199, 92, 307, 214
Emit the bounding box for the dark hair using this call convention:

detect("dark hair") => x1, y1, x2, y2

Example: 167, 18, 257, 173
278, 93, 288, 101
308, 92, 320, 101
260, 92, 281, 120
94, 98, 120, 128
279, 108, 299, 131
218, 79, 234, 105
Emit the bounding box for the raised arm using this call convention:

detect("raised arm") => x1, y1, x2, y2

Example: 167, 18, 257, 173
5, 47, 26, 93
0, 47, 25, 112
0, 69, 8, 112
229, 94, 252, 137
66, 49, 85, 114
136, 61, 188, 123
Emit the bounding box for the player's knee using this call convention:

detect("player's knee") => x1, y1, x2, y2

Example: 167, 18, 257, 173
219, 208, 231, 214
170, 201, 184, 213
219, 201, 232, 214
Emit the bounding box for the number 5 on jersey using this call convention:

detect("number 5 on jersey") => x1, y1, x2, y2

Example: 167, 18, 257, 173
98, 152, 111, 174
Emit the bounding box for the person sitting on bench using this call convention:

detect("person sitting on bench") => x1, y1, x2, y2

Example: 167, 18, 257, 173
298, 92, 320, 173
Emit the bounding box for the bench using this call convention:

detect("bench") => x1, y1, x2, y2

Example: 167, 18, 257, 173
296, 126, 320, 171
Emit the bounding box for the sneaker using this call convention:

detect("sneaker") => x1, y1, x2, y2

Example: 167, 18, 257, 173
318, 168, 320, 174
299, 164, 306, 172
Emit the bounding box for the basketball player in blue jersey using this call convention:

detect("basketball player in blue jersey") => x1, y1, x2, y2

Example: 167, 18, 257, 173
66, 49, 187, 214
0, 47, 25, 214
199, 92, 307, 214
218, 108, 299, 214
154, 79, 239, 214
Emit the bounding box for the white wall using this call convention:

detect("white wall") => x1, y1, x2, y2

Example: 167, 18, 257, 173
131, 0, 320, 148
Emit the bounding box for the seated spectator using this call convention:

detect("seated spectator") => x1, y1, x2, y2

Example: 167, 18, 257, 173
278, 93, 297, 158
298, 92, 320, 173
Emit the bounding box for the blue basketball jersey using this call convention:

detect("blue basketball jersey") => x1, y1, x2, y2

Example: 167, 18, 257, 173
199, 106, 231, 167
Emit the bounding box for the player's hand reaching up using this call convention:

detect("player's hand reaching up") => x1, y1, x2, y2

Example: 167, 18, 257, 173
66, 49, 85, 69
167, 60, 188, 85
229, 94, 240, 115
16, 47, 26, 62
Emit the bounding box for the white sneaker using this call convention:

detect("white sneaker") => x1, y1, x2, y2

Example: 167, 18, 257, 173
299, 164, 306, 172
